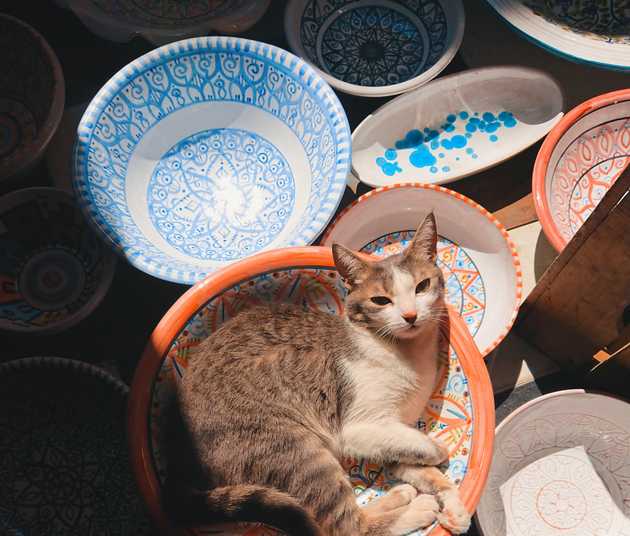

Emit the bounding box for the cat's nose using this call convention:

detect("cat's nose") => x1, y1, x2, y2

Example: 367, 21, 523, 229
402, 312, 417, 325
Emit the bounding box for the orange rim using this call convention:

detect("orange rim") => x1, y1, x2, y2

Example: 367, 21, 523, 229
128, 246, 495, 535
321, 182, 523, 356
532, 88, 630, 253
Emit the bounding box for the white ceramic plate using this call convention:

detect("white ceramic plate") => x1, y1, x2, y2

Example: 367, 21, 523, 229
485, 0, 630, 71
476, 390, 630, 536
351, 66, 564, 187
321, 184, 522, 356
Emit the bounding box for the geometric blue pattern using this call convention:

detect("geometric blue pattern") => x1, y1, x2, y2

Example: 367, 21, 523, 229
148, 128, 295, 261
73, 37, 351, 284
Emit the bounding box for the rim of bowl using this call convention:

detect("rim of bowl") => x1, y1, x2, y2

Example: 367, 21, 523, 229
0, 14, 65, 182
532, 88, 630, 253
283, 0, 466, 97
0, 186, 117, 334
73, 36, 351, 285
320, 183, 524, 356
127, 245, 495, 535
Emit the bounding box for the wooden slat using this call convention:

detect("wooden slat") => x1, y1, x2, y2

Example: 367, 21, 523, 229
492, 192, 536, 231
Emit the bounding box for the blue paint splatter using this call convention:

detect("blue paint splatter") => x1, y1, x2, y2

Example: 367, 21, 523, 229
459, 111, 469, 119
442, 166, 450, 172
482, 112, 496, 122
376, 156, 402, 176
430, 166, 438, 173
409, 144, 437, 169
430, 140, 439, 150
466, 148, 474, 154
385, 148, 397, 160
438, 153, 445, 158
447, 114, 456, 123
490, 135, 498, 142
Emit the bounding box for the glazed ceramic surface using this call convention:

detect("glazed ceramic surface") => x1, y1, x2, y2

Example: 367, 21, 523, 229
74, 37, 350, 284
284, 0, 465, 97
0, 357, 151, 535
128, 248, 494, 536
476, 390, 630, 536
321, 184, 522, 356
56, 0, 271, 43
0, 15, 64, 182
351, 67, 563, 187
533, 89, 630, 252
0, 187, 116, 333
485, 0, 630, 71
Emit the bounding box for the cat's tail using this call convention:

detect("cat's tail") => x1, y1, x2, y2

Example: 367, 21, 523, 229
166, 483, 323, 536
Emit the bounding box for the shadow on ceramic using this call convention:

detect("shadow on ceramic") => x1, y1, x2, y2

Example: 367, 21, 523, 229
127, 246, 495, 536
0, 187, 116, 333
0, 15, 64, 182
533, 228, 557, 281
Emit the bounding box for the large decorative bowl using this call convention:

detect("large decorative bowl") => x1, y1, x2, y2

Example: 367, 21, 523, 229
321, 184, 522, 357
533, 89, 630, 252
128, 247, 494, 536
0, 187, 116, 333
284, 0, 465, 97
0, 15, 65, 182
73, 37, 351, 284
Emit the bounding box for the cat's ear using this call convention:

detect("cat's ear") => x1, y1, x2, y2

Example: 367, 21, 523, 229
332, 244, 369, 285
404, 212, 437, 263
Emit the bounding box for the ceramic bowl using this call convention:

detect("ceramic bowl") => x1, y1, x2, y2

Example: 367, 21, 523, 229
284, 0, 465, 97
54, 0, 271, 44
476, 390, 630, 536
73, 37, 351, 285
351, 66, 564, 187
128, 246, 495, 536
321, 184, 523, 356
0, 15, 65, 182
0, 187, 116, 333
0, 356, 151, 535
533, 89, 630, 252
485, 0, 630, 71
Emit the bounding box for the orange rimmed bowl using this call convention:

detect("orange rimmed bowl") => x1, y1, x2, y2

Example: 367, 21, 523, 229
128, 246, 495, 536
533, 89, 630, 253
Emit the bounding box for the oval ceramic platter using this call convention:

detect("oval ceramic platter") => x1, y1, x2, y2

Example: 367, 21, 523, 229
485, 0, 630, 71
73, 37, 350, 285
0, 357, 151, 535
476, 390, 630, 536
351, 66, 564, 187
128, 248, 495, 536
321, 184, 522, 356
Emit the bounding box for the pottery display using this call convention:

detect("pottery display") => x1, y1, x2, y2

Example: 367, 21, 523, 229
476, 389, 630, 536
0, 14, 65, 182
351, 66, 564, 187
54, 0, 271, 44
128, 247, 495, 536
73, 36, 351, 285
533, 89, 630, 252
0, 187, 116, 333
0, 356, 151, 535
485, 0, 630, 71
321, 184, 523, 356
284, 0, 465, 97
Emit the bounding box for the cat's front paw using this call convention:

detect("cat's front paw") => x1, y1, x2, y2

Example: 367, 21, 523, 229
437, 490, 471, 534
422, 438, 449, 466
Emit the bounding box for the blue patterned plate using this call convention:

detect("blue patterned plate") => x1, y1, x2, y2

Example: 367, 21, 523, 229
73, 37, 351, 284
284, 0, 465, 97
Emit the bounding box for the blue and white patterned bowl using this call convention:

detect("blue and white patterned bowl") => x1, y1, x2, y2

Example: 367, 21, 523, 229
284, 0, 465, 97
73, 37, 351, 284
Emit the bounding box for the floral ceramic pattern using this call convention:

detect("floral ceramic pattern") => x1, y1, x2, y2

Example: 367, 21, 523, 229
148, 128, 295, 261
376, 110, 518, 178
361, 231, 486, 337
148, 268, 473, 536
299, 0, 447, 87
74, 37, 350, 284
550, 118, 630, 242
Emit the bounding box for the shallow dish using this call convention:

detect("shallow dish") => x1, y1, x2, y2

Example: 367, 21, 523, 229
533, 89, 630, 252
476, 389, 630, 536
0, 15, 64, 182
485, 0, 630, 71
351, 66, 563, 187
74, 37, 350, 284
128, 246, 494, 535
321, 184, 522, 356
0, 187, 116, 333
284, 0, 465, 97
0, 356, 151, 535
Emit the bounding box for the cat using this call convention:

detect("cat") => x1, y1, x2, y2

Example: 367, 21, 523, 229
165, 213, 471, 536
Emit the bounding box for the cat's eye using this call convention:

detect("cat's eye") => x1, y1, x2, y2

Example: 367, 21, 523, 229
370, 296, 392, 306
416, 278, 431, 293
